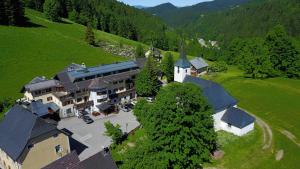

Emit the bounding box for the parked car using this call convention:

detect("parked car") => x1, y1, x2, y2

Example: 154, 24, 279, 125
146, 97, 154, 103
125, 103, 134, 109
82, 115, 94, 124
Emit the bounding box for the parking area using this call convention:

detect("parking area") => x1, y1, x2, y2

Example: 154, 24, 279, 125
57, 110, 140, 161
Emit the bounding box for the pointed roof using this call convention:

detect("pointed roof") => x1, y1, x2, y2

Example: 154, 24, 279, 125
175, 46, 191, 68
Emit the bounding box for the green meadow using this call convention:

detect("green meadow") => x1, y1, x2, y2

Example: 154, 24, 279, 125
203, 66, 300, 169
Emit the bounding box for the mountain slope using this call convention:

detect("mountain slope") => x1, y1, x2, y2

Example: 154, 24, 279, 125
144, 0, 252, 26
24, 0, 177, 50
187, 0, 300, 42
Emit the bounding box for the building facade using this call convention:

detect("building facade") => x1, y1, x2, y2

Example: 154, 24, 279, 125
22, 60, 143, 118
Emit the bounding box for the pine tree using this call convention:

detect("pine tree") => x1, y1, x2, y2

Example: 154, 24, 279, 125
85, 23, 95, 46
0, 0, 8, 25
43, 0, 60, 22
135, 57, 159, 97
4, 0, 25, 26
161, 52, 174, 82
135, 44, 145, 58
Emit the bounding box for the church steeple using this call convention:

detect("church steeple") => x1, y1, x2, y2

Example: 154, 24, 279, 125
174, 43, 191, 83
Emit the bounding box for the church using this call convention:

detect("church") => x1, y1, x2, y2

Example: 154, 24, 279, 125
174, 50, 255, 136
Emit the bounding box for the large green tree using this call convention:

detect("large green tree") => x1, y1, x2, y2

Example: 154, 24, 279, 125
124, 83, 217, 168
265, 25, 300, 78
161, 52, 174, 82
43, 0, 61, 22
242, 38, 275, 78
135, 57, 159, 97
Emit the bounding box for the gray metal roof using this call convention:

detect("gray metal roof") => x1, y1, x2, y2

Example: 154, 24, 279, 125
0, 105, 58, 161
221, 107, 255, 128
24, 79, 61, 92
67, 61, 138, 82
190, 57, 208, 70
183, 76, 237, 112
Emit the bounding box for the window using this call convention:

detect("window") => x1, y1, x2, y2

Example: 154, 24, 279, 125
177, 66, 180, 73
97, 98, 107, 103
227, 123, 232, 128
185, 69, 187, 73
55, 145, 62, 154
97, 91, 107, 95
66, 108, 72, 114
119, 87, 124, 91
47, 97, 53, 101
77, 98, 83, 102
45, 88, 51, 92
118, 80, 124, 84
113, 81, 118, 85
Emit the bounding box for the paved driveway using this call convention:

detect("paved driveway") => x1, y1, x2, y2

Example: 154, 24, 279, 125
58, 110, 140, 161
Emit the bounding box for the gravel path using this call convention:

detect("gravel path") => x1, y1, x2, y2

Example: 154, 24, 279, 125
238, 108, 273, 150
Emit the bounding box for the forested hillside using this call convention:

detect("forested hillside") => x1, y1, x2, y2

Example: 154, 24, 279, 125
22, 0, 178, 50
144, 0, 252, 27
188, 0, 300, 42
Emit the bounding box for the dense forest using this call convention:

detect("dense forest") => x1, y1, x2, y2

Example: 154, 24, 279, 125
144, 0, 252, 27
187, 0, 300, 43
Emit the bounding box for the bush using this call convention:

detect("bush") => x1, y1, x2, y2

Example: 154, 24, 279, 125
209, 61, 228, 73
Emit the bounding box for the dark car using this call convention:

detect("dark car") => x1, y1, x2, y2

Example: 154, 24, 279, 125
82, 115, 94, 124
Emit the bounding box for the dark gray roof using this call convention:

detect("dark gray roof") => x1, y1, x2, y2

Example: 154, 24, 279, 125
97, 102, 112, 111
183, 76, 237, 112
221, 107, 255, 128
42, 151, 81, 169
175, 48, 191, 68
80, 150, 117, 169
0, 105, 58, 161
67, 61, 138, 82
190, 57, 208, 70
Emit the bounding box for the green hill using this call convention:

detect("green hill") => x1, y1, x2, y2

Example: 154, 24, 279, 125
187, 0, 300, 42
0, 9, 135, 100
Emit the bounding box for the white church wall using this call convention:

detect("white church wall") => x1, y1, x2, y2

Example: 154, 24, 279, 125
212, 109, 227, 131
174, 66, 191, 83
220, 121, 254, 136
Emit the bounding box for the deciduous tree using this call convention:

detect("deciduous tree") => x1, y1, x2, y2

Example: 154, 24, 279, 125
104, 121, 123, 145
85, 23, 95, 46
